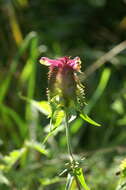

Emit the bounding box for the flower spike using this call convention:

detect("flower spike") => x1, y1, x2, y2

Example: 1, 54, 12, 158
39, 56, 85, 112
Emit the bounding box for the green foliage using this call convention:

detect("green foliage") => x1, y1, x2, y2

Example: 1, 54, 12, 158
116, 159, 126, 190
0, 0, 126, 189
65, 173, 74, 190
75, 167, 90, 190
0, 172, 10, 186
84, 68, 111, 115
80, 113, 101, 127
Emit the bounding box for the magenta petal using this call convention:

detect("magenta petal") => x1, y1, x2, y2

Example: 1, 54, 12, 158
40, 57, 63, 67
58, 56, 69, 63
39, 56, 81, 70
39, 57, 51, 66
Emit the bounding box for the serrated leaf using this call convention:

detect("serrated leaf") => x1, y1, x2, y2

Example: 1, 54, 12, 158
53, 110, 65, 127
75, 167, 90, 190
80, 113, 101, 127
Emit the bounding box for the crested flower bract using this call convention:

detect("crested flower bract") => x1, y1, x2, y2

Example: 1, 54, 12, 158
40, 56, 85, 113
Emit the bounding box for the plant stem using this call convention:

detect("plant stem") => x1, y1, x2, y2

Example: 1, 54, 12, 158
65, 111, 74, 163
65, 111, 82, 190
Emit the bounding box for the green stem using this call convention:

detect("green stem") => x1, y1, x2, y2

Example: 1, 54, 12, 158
65, 111, 74, 163
65, 111, 82, 190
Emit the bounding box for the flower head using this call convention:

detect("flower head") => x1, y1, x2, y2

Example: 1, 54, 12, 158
40, 56, 85, 111
40, 56, 81, 71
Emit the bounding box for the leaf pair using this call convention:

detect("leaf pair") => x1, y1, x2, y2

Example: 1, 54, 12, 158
66, 167, 90, 190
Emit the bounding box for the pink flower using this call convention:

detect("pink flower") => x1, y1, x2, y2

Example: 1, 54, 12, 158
39, 56, 81, 71
39, 56, 85, 110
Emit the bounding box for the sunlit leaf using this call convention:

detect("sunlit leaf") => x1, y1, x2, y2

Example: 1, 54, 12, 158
70, 118, 83, 134
20, 94, 52, 116
40, 177, 62, 186
3, 148, 27, 170
116, 180, 126, 190
53, 110, 65, 127
0, 172, 10, 186
25, 141, 48, 156
20, 60, 33, 82
111, 99, 124, 115
75, 167, 90, 190
32, 101, 52, 116
65, 173, 74, 190
80, 113, 101, 127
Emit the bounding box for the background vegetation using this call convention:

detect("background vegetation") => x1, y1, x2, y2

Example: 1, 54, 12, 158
0, 0, 126, 189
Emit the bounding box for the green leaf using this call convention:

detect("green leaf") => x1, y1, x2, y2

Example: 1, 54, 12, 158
80, 113, 101, 127
75, 167, 90, 190
53, 110, 65, 127
117, 116, 126, 126
19, 94, 52, 116
0, 172, 10, 186
71, 118, 83, 134
111, 98, 124, 115
65, 173, 74, 190
116, 180, 126, 190
0, 103, 27, 138
0, 32, 38, 103
3, 148, 27, 170
40, 177, 62, 186
20, 60, 34, 82
25, 141, 48, 156
2, 141, 48, 171
84, 68, 111, 114
32, 101, 52, 116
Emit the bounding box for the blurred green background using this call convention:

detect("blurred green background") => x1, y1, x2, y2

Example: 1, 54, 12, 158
0, 0, 126, 189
